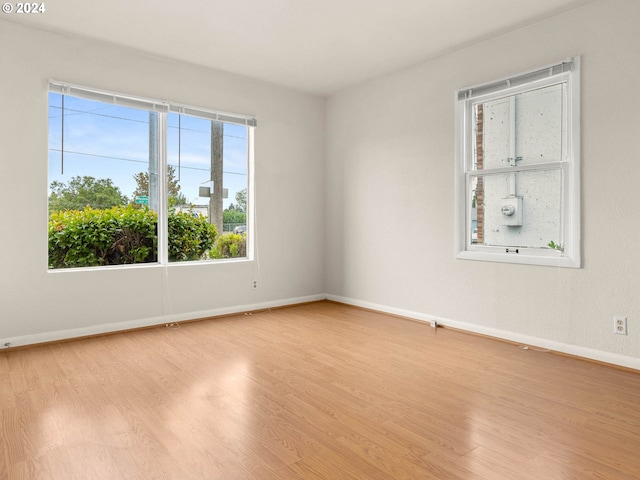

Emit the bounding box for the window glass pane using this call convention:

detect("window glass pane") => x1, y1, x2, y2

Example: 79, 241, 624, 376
48, 92, 158, 268
470, 169, 563, 250
474, 83, 566, 171
167, 113, 248, 262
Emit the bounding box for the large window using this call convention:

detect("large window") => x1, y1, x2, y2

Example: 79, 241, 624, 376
455, 58, 580, 267
48, 82, 255, 269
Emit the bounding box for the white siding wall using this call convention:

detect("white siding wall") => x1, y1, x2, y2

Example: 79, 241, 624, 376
483, 85, 564, 248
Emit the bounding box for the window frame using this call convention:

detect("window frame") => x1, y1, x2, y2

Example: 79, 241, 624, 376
47, 80, 256, 270
454, 57, 581, 268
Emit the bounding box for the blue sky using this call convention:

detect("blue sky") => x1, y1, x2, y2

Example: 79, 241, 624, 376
48, 93, 248, 209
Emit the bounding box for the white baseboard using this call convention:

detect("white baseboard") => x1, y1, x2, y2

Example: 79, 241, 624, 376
4, 292, 639, 372
327, 294, 640, 372
0, 294, 326, 350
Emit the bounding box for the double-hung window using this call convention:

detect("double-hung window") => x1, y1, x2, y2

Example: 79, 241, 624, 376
47, 81, 255, 269
455, 57, 580, 268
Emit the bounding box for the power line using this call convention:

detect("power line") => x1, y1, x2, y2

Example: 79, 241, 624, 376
48, 105, 247, 139
48, 148, 247, 176
49, 148, 147, 166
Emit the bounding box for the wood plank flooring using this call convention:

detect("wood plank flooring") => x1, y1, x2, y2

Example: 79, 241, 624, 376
1, 301, 640, 479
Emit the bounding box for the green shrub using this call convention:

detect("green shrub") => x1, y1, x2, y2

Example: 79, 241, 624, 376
48, 207, 217, 268
48, 206, 157, 268
211, 233, 247, 259
167, 210, 217, 262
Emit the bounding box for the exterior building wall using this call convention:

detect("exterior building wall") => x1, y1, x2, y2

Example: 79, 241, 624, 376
481, 85, 564, 248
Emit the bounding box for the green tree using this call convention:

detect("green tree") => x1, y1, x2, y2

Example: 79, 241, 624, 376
49, 176, 128, 214
132, 165, 187, 207
223, 197, 246, 231
235, 188, 247, 213
223, 208, 246, 225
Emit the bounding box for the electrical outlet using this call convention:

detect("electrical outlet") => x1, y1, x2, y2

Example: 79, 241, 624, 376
613, 316, 627, 335
252, 280, 258, 290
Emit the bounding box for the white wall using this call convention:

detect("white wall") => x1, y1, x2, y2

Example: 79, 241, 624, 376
0, 20, 326, 345
2, 1, 639, 370
325, 0, 640, 368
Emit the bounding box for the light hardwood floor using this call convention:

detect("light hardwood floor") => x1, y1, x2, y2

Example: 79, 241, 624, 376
1, 301, 639, 479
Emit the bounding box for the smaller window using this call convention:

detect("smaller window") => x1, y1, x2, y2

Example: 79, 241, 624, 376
454, 58, 580, 268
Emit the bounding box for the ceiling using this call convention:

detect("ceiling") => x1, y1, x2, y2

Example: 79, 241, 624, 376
7, 0, 594, 95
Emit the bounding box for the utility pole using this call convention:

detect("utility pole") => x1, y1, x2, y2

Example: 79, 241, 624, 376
210, 121, 224, 234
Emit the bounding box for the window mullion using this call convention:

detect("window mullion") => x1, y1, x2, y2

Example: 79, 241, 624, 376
157, 112, 168, 265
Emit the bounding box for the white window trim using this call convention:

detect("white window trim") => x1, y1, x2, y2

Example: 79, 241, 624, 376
454, 57, 581, 268
48, 80, 256, 270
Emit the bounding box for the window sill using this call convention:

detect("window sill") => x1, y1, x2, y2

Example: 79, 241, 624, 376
456, 249, 580, 268
47, 257, 252, 273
